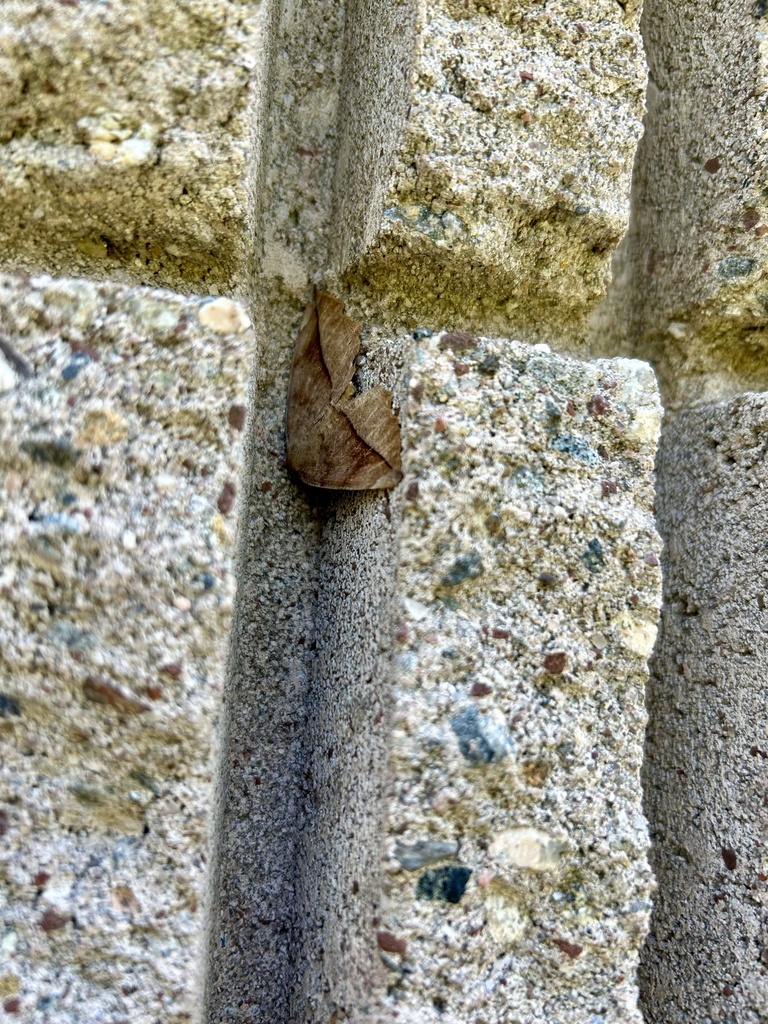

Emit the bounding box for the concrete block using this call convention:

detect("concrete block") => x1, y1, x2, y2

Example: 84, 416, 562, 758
594, 0, 768, 406
334, 0, 646, 341
0, 274, 253, 1022
643, 394, 768, 1024
374, 331, 661, 1022
0, 1, 261, 293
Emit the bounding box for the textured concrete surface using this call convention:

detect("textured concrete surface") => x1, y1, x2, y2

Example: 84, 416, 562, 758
0, 274, 253, 1022
642, 395, 768, 1024
0, 1, 262, 293
202, 0, 352, 1015
373, 332, 661, 1024
204, 280, 410, 1023
338, 0, 646, 343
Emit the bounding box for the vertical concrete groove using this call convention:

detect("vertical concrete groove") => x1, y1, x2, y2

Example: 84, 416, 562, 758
203, 0, 412, 1018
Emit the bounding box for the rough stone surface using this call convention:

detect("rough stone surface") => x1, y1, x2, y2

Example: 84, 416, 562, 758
0, 273, 253, 1023
642, 395, 768, 1024
0, 1, 261, 293
371, 332, 661, 1023
337, 0, 646, 343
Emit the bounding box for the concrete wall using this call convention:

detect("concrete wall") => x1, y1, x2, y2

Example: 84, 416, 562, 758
0, 0, 765, 1022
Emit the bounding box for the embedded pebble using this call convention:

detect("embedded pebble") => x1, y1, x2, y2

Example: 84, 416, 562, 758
394, 839, 460, 870
489, 828, 565, 872
198, 297, 251, 334
0, 357, 16, 393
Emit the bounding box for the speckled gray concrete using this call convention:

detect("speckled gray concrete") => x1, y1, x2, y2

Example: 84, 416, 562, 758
200, 0, 653, 1013
0, 274, 253, 1022
0, 1, 262, 294
371, 333, 661, 1024
641, 396, 768, 1024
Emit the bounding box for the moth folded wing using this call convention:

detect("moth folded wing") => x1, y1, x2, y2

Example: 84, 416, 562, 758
286, 298, 334, 477
334, 386, 402, 488
316, 290, 361, 404
290, 402, 401, 490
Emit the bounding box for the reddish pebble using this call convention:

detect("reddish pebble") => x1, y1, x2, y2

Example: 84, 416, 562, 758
83, 677, 149, 713
228, 404, 247, 431
40, 908, 70, 932
217, 481, 237, 514
146, 684, 163, 700
159, 662, 182, 678
470, 681, 493, 697
588, 393, 610, 417
405, 481, 420, 501
722, 848, 737, 871
491, 627, 509, 639
454, 363, 469, 376
704, 157, 721, 173
553, 939, 583, 959
520, 69, 535, 81
543, 651, 567, 675
439, 331, 476, 353
601, 480, 618, 496
3, 999, 21, 1014
435, 416, 447, 433
643, 552, 660, 566
743, 209, 760, 231
377, 930, 407, 954
34, 870, 50, 888
261, 481, 272, 493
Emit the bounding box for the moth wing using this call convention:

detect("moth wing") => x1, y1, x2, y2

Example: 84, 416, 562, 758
286, 299, 332, 466
290, 405, 400, 489
286, 292, 402, 490
335, 386, 402, 480
316, 290, 360, 405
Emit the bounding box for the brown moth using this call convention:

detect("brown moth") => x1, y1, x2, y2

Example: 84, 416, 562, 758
286, 289, 403, 490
